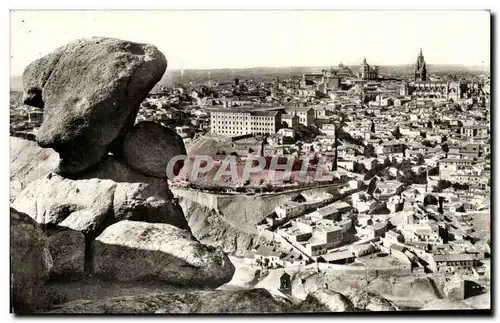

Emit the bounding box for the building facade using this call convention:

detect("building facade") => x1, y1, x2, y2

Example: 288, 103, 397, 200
284, 107, 315, 127
358, 57, 379, 80
210, 109, 282, 136
429, 254, 475, 273
400, 49, 485, 101
281, 113, 300, 129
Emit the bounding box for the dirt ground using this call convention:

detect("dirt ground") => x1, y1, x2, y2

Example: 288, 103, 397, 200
356, 254, 406, 267
469, 210, 491, 240
220, 257, 437, 308
218, 256, 491, 310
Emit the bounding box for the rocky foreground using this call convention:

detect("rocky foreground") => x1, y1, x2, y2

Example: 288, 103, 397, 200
11, 37, 486, 314
9, 36, 389, 315
11, 37, 238, 314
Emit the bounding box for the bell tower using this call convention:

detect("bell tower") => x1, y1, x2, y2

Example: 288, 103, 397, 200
414, 48, 427, 81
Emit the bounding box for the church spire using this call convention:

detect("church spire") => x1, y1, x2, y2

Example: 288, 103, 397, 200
415, 48, 427, 81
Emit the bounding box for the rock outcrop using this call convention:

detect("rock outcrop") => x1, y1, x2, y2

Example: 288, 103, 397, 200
47, 289, 288, 314
92, 220, 234, 288
179, 199, 264, 256
294, 288, 356, 312
363, 276, 439, 308
421, 299, 475, 310
10, 137, 59, 200
12, 37, 242, 312
22, 37, 167, 174
172, 187, 314, 256
46, 227, 86, 279
116, 121, 186, 178
11, 156, 189, 240
12, 171, 116, 238
10, 208, 53, 312
81, 156, 189, 231
342, 287, 397, 311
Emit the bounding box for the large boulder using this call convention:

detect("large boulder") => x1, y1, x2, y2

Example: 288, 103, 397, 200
47, 289, 288, 314
91, 220, 235, 288
22, 37, 167, 174
10, 136, 59, 200
11, 157, 189, 240
46, 227, 86, 279
116, 121, 186, 178
10, 208, 53, 312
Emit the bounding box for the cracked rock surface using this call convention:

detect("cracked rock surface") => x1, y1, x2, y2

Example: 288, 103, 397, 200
22, 37, 167, 175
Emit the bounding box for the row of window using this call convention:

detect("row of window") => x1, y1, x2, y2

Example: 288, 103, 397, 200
216, 121, 247, 125
215, 130, 271, 135
214, 121, 274, 126
212, 114, 273, 121
213, 125, 274, 129
437, 261, 472, 266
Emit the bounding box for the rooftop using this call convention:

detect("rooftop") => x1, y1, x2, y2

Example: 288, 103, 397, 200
255, 246, 281, 258
319, 250, 355, 262
314, 204, 339, 217
433, 254, 475, 262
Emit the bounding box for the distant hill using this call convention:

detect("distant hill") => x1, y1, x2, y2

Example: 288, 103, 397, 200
157, 64, 490, 87
10, 76, 22, 91
11, 64, 490, 91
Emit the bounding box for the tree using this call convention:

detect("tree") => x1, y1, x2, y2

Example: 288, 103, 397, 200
364, 144, 376, 158
282, 136, 295, 145
369, 202, 390, 215
435, 180, 451, 192
416, 154, 426, 165
353, 162, 366, 174
367, 177, 377, 195
422, 140, 435, 148
452, 182, 469, 190
392, 126, 402, 139
424, 194, 438, 205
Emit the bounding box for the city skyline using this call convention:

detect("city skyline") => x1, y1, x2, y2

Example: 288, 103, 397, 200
10, 10, 490, 76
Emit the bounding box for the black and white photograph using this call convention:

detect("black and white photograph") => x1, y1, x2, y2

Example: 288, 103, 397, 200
8, 8, 492, 315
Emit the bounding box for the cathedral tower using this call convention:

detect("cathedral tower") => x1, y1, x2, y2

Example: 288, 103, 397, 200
414, 48, 427, 81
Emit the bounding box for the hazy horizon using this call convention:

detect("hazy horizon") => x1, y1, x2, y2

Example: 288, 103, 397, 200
10, 10, 490, 77
9, 63, 491, 79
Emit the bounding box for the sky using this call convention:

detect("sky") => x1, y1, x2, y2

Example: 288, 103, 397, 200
10, 10, 491, 76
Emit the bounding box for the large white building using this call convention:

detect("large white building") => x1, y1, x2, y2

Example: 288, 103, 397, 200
210, 108, 282, 136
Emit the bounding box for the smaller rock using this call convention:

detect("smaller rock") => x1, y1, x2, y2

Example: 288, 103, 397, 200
117, 121, 186, 178
47, 289, 288, 314
10, 137, 59, 201
46, 227, 86, 279
12, 156, 191, 240
92, 220, 235, 288
10, 208, 53, 312
11, 172, 116, 239
294, 288, 355, 312
343, 287, 397, 311
82, 157, 190, 230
